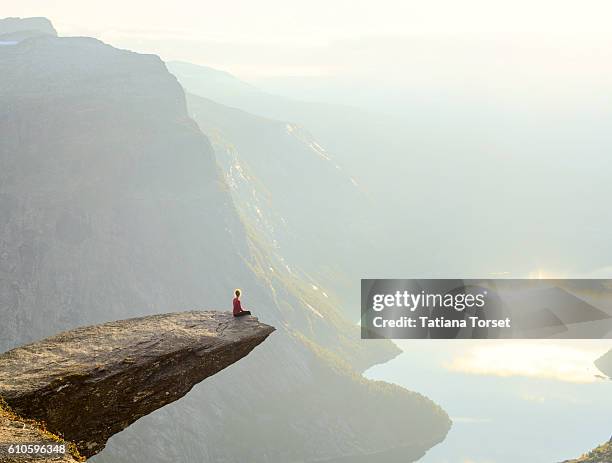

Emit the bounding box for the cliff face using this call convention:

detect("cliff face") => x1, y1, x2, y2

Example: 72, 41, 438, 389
0, 33, 238, 347
170, 61, 382, 321
0, 18, 450, 463
184, 93, 401, 368
184, 93, 378, 323
0, 311, 274, 458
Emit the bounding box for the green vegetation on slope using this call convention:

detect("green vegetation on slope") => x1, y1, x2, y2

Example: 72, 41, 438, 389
562, 439, 612, 463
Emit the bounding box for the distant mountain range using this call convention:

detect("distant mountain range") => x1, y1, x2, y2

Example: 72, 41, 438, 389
0, 16, 56, 40
0, 18, 450, 463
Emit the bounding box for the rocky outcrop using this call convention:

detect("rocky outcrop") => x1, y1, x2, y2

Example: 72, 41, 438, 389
0, 311, 274, 458
561, 437, 612, 463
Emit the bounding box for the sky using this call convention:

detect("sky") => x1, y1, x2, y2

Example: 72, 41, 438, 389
5, 1, 612, 109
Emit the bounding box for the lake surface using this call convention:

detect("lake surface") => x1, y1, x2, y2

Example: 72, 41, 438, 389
365, 340, 612, 463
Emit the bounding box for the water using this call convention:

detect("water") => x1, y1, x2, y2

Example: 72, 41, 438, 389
365, 340, 612, 463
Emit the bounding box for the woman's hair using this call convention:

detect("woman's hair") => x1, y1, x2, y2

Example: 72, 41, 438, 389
235, 289, 241, 297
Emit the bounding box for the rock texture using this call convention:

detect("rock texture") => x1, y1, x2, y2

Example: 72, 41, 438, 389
0, 311, 274, 458
0, 407, 79, 462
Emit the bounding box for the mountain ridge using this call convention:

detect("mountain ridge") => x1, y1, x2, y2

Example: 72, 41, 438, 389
0, 17, 56, 41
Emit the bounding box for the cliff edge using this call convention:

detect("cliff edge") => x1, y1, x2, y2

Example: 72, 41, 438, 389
0, 311, 274, 460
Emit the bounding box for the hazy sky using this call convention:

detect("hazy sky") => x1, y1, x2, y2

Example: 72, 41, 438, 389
5, 1, 612, 106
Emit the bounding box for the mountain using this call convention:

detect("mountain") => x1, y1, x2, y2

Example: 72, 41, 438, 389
166, 61, 395, 214
0, 18, 450, 462
166, 60, 407, 184
170, 60, 612, 287
167, 60, 486, 313
183, 93, 379, 315
166, 61, 391, 188
0, 17, 56, 41
169, 61, 414, 315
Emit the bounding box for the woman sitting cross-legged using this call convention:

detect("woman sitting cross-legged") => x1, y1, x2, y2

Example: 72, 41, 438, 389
232, 289, 251, 317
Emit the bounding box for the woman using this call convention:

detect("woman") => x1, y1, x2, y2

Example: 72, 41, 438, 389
232, 289, 251, 317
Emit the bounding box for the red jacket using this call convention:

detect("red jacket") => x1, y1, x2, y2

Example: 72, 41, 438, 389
233, 297, 244, 315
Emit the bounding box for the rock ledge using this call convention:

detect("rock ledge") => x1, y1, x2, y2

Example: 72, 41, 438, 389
0, 311, 274, 459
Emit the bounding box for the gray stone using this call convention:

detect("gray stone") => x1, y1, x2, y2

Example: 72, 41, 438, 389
0, 311, 274, 458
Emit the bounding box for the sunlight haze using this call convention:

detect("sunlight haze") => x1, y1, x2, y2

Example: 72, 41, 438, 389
5, 0, 612, 91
